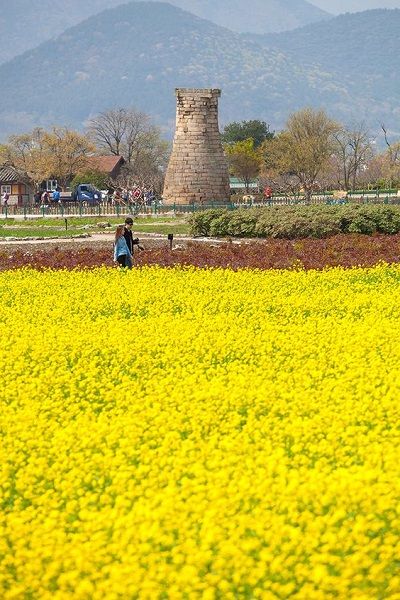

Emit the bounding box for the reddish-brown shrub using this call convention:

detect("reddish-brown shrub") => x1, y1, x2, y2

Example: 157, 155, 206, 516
1, 234, 400, 272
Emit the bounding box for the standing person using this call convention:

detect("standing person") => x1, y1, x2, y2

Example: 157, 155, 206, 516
2, 191, 9, 206
263, 186, 272, 200
145, 188, 155, 205
113, 189, 122, 206
114, 224, 132, 269
52, 188, 60, 203
123, 216, 134, 258
122, 188, 129, 204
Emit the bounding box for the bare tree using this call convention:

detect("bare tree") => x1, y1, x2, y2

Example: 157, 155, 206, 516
332, 124, 374, 190
6, 128, 51, 190
43, 127, 95, 190
264, 108, 339, 202
87, 107, 168, 161
381, 124, 400, 186
87, 108, 128, 156
87, 107, 170, 190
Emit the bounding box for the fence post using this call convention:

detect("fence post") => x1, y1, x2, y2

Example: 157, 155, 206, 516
79, 203, 82, 217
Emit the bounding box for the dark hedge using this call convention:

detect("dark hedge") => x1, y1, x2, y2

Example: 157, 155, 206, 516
188, 205, 400, 239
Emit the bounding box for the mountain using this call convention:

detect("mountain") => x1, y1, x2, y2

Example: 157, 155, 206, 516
0, 2, 347, 140
311, 1, 400, 13
0, 0, 331, 65
141, 0, 331, 34
0, 3, 398, 141
0, 0, 124, 64
254, 9, 400, 118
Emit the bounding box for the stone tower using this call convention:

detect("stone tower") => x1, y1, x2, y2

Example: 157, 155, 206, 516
163, 88, 230, 205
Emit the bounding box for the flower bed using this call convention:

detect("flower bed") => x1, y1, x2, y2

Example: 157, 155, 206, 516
1, 266, 400, 598
1, 233, 400, 271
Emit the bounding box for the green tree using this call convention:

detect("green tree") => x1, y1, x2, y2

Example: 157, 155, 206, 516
221, 120, 273, 148
225, 139, 263, 191
71, 169, 109, 190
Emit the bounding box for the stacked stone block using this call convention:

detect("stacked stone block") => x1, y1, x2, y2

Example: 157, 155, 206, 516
163, 88, 230, 205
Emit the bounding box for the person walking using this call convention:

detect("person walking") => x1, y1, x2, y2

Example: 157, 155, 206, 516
123, 216, 144, 255
114, 224, 132, 269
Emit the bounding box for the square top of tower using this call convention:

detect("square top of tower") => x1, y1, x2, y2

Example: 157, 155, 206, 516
175, 88, 221, 98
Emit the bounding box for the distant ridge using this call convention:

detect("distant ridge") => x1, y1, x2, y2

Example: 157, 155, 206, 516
0, 4, 398, 140
139, 0, 332, 34
0, 0, 124, 64
0, 0, 331, 65
254, 9, 400, 103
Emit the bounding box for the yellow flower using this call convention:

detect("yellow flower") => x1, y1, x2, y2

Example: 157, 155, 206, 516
1, 265, 400, 598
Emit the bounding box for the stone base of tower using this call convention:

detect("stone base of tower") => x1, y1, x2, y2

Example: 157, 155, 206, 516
163, 178, 231, 206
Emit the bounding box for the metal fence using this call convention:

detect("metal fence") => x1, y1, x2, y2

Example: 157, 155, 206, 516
1, 194, 400, 219
0, 201, 236, 218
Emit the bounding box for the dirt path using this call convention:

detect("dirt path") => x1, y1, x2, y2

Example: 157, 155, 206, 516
0, 231, 237, 247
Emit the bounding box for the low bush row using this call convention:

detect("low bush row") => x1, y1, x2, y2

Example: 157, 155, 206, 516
188, 205, 400, 238
2, 233, 400, 271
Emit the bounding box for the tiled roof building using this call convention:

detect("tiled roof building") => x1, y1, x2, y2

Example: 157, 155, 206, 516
0, 165, 33, 206
85, 155, 125, 179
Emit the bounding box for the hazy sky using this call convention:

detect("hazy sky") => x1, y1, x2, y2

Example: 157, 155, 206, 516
312, 0, 400, 13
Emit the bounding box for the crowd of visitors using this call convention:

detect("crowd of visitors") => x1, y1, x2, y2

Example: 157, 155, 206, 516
31, 186, 159, 206
111, 187, 158, 207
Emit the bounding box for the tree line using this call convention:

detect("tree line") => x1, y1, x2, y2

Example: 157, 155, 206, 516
0, 108, 169, 194
1, 106, 399, 200
222, 110, 400, 201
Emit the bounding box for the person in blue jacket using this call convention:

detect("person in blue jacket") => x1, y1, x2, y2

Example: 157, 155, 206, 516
113, 224, 132, 269
52, 189, 61, 203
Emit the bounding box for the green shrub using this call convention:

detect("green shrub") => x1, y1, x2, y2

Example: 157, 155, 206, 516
369, 206, 400, 234
188, 209, 226, 236
218, 209, 259, 237
188, 205, 400, 239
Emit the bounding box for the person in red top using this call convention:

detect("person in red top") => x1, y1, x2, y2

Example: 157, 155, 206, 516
263, 186, 272, 200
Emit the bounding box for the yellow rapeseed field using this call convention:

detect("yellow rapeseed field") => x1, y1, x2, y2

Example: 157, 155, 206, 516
1, 265, 400, 599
